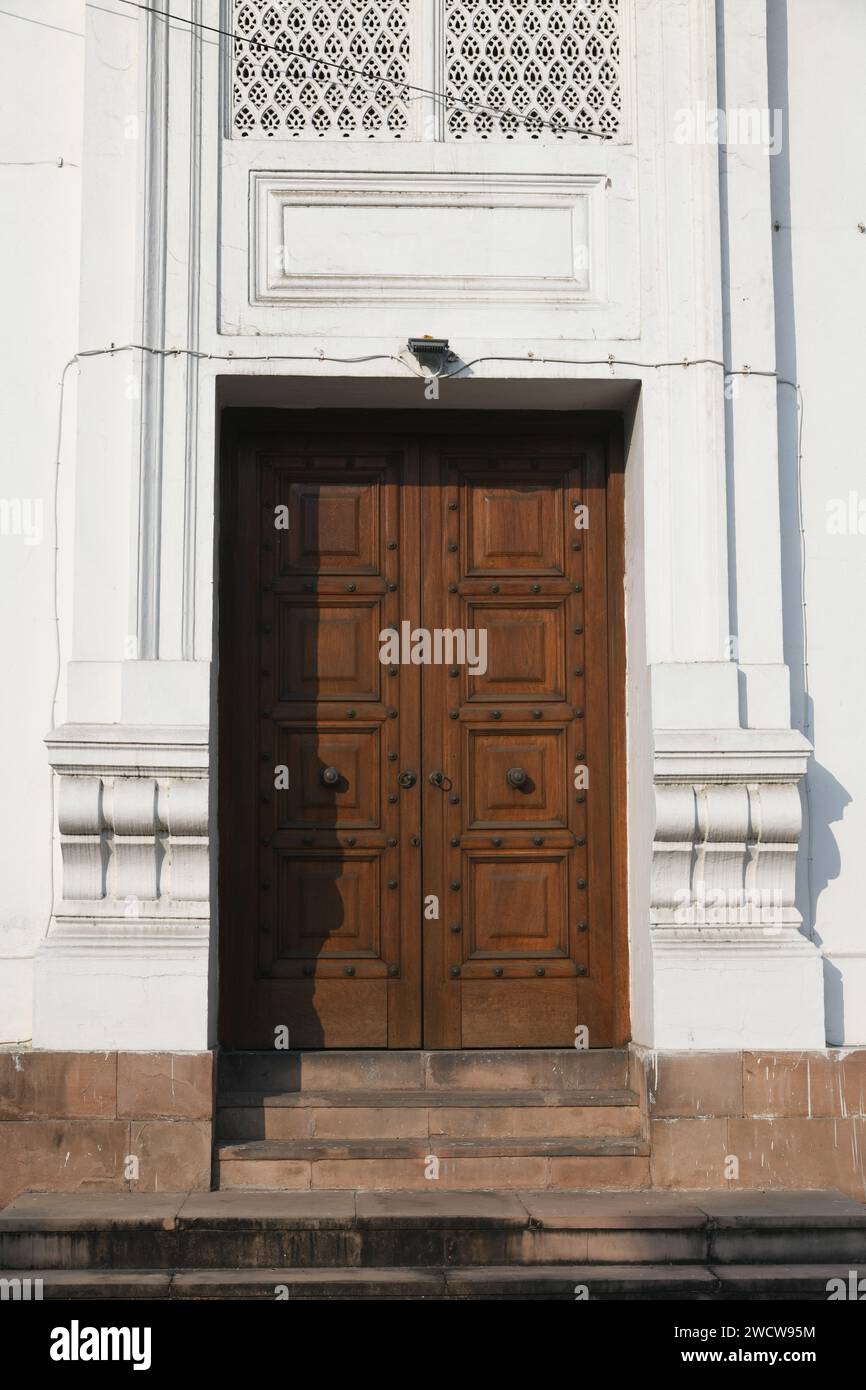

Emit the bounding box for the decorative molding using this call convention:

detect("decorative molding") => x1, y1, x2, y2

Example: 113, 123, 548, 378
54, 773, 208, 907
46, 725, 210, 913
252, 170, 606, 308
654, 728, 812, 782
136, 0, 171, 659
46, 724, 208, 777
36, 921, 208, 955
650, 729, 812, 939
182, 0, 204, 661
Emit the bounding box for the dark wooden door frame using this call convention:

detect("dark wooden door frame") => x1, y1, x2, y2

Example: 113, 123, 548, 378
217, 409, 629, 1049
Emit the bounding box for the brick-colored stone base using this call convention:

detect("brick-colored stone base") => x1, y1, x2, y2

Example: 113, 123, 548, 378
3, 1047, 866, 1205
0, 1051, 214, 1205
632, 1049, 866, 1200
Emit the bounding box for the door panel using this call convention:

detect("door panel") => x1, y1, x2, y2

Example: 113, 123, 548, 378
219, 414, 620, 1049
466, 727, 569, 827
462, 601, 566, 702
276, 599, 382, 701
220, 435, 422, 1048
421, 440, 614, 1047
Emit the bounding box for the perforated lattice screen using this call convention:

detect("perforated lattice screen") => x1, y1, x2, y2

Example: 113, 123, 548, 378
445, 0, 621, 141
232, 1, 413, 140
230, 1, 622, 141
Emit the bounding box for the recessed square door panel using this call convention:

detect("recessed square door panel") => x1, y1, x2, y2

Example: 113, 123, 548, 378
274, 727, 380, 828
465, 855, 569, 959
466, 728, 568, 826
272, 469, 383, 575
463, 601, 566, 702
465, 477, 565, 575
276, 598, 381, 701
273, 852, 382, 962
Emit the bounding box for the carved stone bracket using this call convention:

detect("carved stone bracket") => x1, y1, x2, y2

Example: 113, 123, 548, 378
648, 728, 824, 1048
45, 725, 209, 919
651, 779, 803, 934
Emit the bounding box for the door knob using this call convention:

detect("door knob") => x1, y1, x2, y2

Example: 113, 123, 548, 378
428, 770, 446, 787
397, 770, 417, 789
506, 766, 528, 788
320, 766, 341, 786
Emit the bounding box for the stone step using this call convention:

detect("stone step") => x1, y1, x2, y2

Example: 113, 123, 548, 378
217, 1048, 631, 1095
216, 1089, 643, 1142
4, 1264, 863, 1300
215, 1136, 651, 1191
4, 1191, 865, 1274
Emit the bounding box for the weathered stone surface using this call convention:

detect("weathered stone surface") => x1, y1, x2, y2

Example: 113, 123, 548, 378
649, 1118, 730, 1189
118, 1053, 213, 1120
0, 1121, 129, 1207
651, 1052, 743, 1119
128, 1121, 211, 1193
0, 1053, 116, 1121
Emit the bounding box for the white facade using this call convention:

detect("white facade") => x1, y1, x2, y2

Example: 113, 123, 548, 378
1, 0, 864, 1052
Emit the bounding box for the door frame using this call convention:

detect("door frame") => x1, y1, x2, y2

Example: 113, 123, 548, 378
216, 407, 629, 1048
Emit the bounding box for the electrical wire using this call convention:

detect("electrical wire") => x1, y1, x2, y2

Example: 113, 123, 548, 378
44, 341, 807, 959
34, 2, 814, 997
115, 0, 618, 143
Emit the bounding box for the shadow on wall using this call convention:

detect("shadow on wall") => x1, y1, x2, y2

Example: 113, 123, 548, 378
767, 3, 852, 985
808, 700, 853, 1041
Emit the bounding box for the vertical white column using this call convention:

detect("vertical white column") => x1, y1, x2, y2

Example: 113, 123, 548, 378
637, 0, 737, 728
640, 0, 823, 1049
718, 0, 791, 729
35, 1, 213, 1051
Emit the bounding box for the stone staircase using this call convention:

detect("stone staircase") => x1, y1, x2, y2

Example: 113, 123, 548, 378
2, 1189, 865, 1299
4, 1048, 866, 1299
215, 1048, 649, 1191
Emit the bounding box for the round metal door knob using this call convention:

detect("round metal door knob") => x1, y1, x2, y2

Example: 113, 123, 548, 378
320, 766, 340, 786
397, 770, 417, 788
506, 766, 528, 788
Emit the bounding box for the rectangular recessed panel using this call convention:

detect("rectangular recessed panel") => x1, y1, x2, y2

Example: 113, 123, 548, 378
464, 602, 566, 701
281, 203, 576, 280
466, 855, 569, 958
274, 727, 380, 828
274, 473, 381, 575
253, 174, 601, 309
466, 479, 565, 574
276, 599, 381, 701
275, 853, 381, 959
467, 728, 568, 826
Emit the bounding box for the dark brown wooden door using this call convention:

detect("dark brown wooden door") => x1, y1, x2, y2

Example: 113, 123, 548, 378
219, 413, 623, 1049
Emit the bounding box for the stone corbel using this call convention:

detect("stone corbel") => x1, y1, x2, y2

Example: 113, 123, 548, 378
649, 727, 825, 1047
651, 728, 811, 938
46, 725, 209, 920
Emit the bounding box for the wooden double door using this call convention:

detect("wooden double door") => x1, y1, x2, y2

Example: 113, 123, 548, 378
219, 412, 624, 1049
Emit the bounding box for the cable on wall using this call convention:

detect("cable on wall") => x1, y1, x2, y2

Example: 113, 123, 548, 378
43, 342, 808, 961
115, 0, 618, 143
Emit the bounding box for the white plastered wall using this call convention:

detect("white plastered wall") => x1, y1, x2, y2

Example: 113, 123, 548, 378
769, 0, 866, 1045
0, 0, 845, 1051
0, 1, 84, 1043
